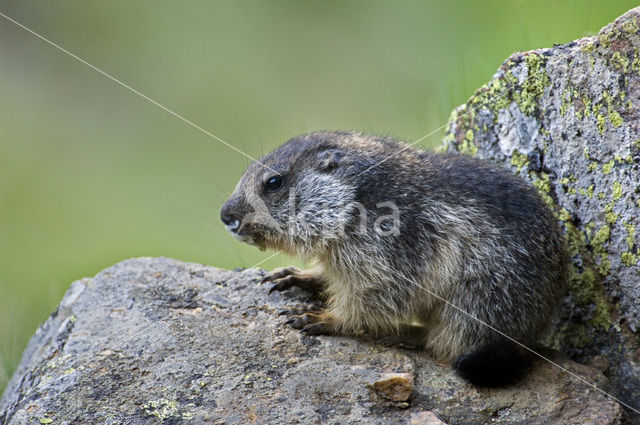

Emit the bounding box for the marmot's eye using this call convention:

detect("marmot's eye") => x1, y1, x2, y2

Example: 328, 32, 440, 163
265, 175, 284, 192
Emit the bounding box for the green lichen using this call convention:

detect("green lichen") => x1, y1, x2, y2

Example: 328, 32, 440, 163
458, 139, 478, 156
621, 251, 639, 266
587, 184, 595, 199
602, 160, 615, 175
597, 192, 606, 200
598, 255, 611, 275
596, 111, 606, 134
610, 51, 630, 72
623, 222, 636, 250
609, 110, 623, 128
39, 419, 53, 424
592, 225, 611, 248
513, 53, 550, 115
467, 71, 516, 115
612, 181, 623, 200
582, 96, 592, 118
560, 221, 613, 335
465, 129, 474, 141
511, 150, 529, 173
581, 40, 596, 54
621, 17, 640, 34
142, 398, 179, 421
557, 207, 571, 221
530, 171, 554, 207
560, 88, 571, 117
588, 162, 598, 172
604, 202, 618, 225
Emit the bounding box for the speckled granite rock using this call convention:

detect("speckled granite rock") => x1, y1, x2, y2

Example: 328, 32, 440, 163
443, 7, 640, 417
0, 258, 624, 424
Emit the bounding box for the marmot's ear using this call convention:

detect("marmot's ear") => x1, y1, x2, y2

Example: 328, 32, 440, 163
317, 149, 345, 172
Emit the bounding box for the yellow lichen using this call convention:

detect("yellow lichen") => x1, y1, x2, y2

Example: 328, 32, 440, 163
598, 255, 611, 275
513, 53, 550, 116
611, 51, 630, 72
609, 110, 623, 128
511, 150, 529, 173
623, 222, 636, 250
604, 202, 618, 225
621, 252, 638, 266
621, 17, 640, 34
612, 181, 623, 200
592, 225, 611, 248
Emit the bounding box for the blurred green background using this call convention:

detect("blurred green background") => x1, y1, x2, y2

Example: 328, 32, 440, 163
0, 1, 636, 394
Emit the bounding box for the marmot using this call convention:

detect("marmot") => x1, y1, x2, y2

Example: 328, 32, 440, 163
220, 131, 568, 386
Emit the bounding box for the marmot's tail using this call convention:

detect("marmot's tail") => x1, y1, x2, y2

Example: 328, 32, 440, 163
454, 339, 534, 387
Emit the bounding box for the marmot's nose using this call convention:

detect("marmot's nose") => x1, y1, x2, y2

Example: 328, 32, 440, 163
220, 201, 241, 233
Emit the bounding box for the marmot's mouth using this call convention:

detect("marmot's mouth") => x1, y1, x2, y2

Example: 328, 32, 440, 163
226, 222, 267, 251
224, 219, 241, 234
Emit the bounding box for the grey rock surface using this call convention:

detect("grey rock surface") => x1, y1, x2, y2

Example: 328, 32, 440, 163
0, 258, 625, 424
443, 7, 640, 416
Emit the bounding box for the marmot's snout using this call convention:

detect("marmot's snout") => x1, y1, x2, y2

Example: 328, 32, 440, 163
220, 195, 260, 246
220, 197, 243, 233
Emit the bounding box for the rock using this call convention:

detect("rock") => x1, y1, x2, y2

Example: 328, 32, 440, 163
0, 258, 625, 424
372, 372, 414, 401
410, 411, 447, 425
444, 7, 640, 416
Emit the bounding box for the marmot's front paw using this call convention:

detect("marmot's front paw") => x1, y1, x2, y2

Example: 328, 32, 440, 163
283, 310, 337, 335
262, 266, 325, 294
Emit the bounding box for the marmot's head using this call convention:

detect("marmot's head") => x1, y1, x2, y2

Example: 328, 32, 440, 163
220, 131, 385, 256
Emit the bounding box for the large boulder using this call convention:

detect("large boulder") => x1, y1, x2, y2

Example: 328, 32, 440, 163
0, 258, 625, 424
444, 7, 640, 415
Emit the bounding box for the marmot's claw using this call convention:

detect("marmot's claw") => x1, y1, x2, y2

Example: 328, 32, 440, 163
268, 279, 290, 294
277, 306, 305, 316
261, 266, 300, 284
301, 322, 333, 336
284, 315, 312, 329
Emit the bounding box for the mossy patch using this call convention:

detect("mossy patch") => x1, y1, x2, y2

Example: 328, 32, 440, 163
514, 54, 551, 115
510, 150, 529, 173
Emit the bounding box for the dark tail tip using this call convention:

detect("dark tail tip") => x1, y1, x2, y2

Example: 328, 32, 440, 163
455, 339, 534, 387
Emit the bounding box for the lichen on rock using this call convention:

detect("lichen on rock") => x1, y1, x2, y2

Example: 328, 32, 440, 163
444, 7, 640, 414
